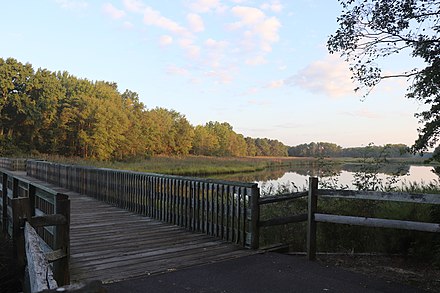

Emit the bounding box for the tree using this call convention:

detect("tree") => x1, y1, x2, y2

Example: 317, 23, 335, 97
328, 0, 440, 155
191, 125, 219, 156
144, 108, 194, 156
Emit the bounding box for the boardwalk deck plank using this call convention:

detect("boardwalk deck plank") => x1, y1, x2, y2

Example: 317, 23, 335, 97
67, 193, 254, 283
9, 171, 255, 284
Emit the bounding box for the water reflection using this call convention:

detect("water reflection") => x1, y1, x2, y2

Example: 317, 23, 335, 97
207, 164, 439, 192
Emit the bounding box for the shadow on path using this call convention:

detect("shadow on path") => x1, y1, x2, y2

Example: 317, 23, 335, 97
105, 252, 426, 293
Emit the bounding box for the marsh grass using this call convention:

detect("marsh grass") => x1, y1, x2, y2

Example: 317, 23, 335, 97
35, 154, 315, 176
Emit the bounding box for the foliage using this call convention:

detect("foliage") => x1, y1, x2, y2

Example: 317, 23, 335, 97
328, 0, 440, 155
0, 57, 289, 160
288, 142, 410, 158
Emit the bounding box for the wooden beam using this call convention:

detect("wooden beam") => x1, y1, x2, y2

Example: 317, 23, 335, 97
30, 214, 67, 227
314, 213, 440, 233
24, 222, 58, 293
259, 213, 307, 227
54, 193, 70, 286
39, 280, 105, 293
249, 185, 260, 249
317, 189, 440, 205
258, 192, 308, 205
45, 248, 67, 262
307, 177, 318, 261
12, 197, 31, 268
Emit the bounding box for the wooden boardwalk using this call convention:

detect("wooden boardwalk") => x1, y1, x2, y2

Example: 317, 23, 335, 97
68, 193, 254, 283
8, 171, 255, 284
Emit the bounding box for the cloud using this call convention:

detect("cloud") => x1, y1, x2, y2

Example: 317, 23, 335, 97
205, 38, 228, 49
166, 65, 190, 76
266, 79, 284, 88
255, 17, 281, 51
55, 0, 88, 10
123, 21, 134, 29
103, 3, 125, 19
143, 7, 188, 36
123, 0, 145, 13
205, 68, 234, 84
230, 6, 265, 26
189, 0, 226, 13
229, 6, 281, 57
204, 38, 229, 67
179, 38, 201, 58
286, 55, 355, 98
245, 55, 267, 65
159, 35, 173, 46
260, 1, 283, 13
187, 13, 205, 32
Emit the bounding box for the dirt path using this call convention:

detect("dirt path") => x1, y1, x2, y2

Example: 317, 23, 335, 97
317, 254, 440, 293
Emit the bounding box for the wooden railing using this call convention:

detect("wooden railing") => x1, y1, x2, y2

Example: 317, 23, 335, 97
0, 157, 27, 171
27, 160, 261, 249
249, 177, 440, 252
0, 168, 70, 287
307, 177, 440, 260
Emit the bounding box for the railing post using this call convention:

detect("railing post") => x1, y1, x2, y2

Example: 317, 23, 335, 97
12, 196, 31, 270
2, 173, 7, 233
249, 184, 260, 249
307, 177, 318, 260
54, 193, 70, 286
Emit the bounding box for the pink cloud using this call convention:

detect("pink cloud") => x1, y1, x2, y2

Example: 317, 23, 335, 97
103, 3, 125, 19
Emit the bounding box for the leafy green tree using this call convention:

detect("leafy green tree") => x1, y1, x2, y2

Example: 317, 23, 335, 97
328, 0, 440, 154
255, 138, 271, 156
191, 125, 220, 155
115, 90, 147, 159
0, 58, 35, 150
245, 137, 257, 156
144, 108, 194, 156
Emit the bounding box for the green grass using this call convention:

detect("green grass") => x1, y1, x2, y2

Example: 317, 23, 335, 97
38, 155, 315, 176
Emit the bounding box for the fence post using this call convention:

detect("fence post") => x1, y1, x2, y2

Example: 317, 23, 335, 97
12, 197, 31, 269
54, 193, 70, 286
249, 184, 260, 249
2, 173, 7, 233
307, 177, 318, 260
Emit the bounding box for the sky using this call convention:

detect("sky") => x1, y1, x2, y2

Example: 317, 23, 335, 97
0, 0, 427, 148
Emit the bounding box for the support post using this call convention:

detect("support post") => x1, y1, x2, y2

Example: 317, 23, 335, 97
12, 197, 31, 269
2, 173, 7, 233
307, 177, 318, 260
249, 184, 260, 249
53, 193, 70, 286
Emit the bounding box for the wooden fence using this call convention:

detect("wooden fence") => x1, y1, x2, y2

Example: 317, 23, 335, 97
249, 177, 440, 254
308, 177, 440, 259
27, 160, 260, 249
0, 157, 27, 171
0, 168, 70, 288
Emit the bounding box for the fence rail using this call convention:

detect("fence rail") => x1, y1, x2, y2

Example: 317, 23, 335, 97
27, 160, 260, 249
0, 157, 27, 171
307, 177, 440, 260
0, 168, 70, 287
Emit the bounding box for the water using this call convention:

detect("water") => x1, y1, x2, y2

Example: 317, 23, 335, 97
207, 164, 439, 194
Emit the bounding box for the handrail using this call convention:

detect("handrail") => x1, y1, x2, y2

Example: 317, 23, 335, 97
26, 160, 260, 249
317, 189, 440, 204
0, 168, 70, 286
307, 177, 440, 260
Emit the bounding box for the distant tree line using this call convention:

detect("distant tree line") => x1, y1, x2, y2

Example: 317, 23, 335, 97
0, 57, 288, 160
288, 142, 411, 158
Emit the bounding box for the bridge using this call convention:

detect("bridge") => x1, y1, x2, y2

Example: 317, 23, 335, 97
1, 158, 439, 292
